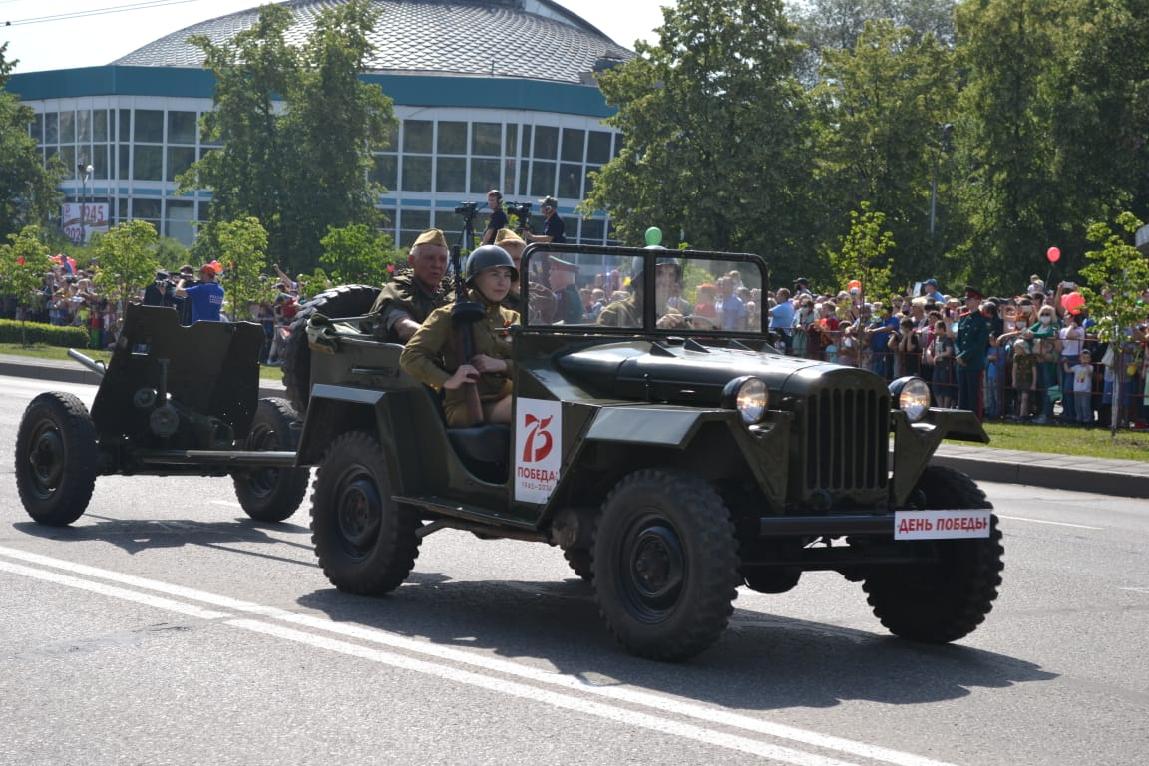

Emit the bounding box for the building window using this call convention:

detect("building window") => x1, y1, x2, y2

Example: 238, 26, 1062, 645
135, 110, 164, 143
402, 156, 432, 192
93, 110, 109, 143
168, 111, 198, 144
533, 126, 558, 160
403, 120, 433, 153
167, 147, 196, 182
133, 145, 163, 181
587, 131, 611, 164
59, 111, 75, 144
472, 122, 501, 156
45, 112, 58, 144
470, 158, 500, 194
530, 161, 556, 197
580, 218, 605, 244
436, 157, 466, 193
437, 121, 467, 155
561, 129, 585, 163
77, 111, 92, 143
133, 198, 161, 220
371, 154, 397, 190
558, 164, 582, 199
399, 209, 430, 246
165, 200, 195, 243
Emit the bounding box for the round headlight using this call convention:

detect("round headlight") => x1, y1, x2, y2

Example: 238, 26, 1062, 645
891, 376, 931, 422
722, 376, 769, 424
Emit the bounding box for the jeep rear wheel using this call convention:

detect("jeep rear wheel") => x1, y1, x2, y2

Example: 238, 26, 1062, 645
563, 547, 593, 583
863, 465, 1004, 643
231, 397, 309, 523
591, 469, 740, 661
15, 392, 100, 526
310, 431, 420, 595
282, 284, 381, 416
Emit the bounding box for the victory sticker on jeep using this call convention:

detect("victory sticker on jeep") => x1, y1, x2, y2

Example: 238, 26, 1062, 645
515, 398, 562, 504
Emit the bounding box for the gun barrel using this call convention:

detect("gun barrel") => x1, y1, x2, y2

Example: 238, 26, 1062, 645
67, 348, 107, 378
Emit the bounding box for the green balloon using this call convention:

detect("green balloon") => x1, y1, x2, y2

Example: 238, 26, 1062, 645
644, 227, 663, 246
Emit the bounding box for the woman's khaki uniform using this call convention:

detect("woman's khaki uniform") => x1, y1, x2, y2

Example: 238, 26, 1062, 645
400, 294, 519, 427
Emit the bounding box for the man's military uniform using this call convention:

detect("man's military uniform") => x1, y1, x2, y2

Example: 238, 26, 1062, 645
597, 295, 643, 328
400, 296, 519, 427
370, 270, 450, 342
955, 285, 989, 413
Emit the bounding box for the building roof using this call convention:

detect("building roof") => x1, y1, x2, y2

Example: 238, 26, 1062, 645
112, 0, 632, 85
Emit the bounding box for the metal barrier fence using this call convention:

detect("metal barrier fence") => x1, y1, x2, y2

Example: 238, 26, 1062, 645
779, 326, 1149, 428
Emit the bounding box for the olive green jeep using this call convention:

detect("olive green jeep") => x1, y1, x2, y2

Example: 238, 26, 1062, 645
290, 244, 1003, 661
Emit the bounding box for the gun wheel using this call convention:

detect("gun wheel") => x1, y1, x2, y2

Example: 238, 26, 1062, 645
231, 397, 309, 522
15, 392, 99, 526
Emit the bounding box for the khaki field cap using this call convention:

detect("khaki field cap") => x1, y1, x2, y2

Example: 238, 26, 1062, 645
494, 228, 525, 246
412, 228, 448, 248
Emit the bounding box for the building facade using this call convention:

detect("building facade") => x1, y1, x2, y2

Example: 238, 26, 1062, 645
5, 0, 631, 247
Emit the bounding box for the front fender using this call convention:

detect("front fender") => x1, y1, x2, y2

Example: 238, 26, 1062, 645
890, 408, 988, 505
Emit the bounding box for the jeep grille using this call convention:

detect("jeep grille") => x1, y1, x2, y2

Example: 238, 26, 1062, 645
804, 388, 889, 491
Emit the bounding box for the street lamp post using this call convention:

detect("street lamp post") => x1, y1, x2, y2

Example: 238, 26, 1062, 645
77, 161, 93, 244
929, 123, 954, 239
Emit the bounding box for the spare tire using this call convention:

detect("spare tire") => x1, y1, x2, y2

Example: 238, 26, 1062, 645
282, 284, 381, 416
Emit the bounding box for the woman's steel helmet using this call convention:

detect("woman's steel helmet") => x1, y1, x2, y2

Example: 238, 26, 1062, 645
464, 245, 519, 285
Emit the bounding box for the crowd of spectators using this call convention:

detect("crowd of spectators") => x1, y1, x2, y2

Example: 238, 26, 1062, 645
763, 276, 1149, 428
0, 256, 304, 365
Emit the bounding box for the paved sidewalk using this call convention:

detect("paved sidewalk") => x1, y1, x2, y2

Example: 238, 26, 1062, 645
3, 353, 1146, 499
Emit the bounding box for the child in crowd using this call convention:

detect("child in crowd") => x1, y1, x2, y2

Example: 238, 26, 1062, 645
928, 320, 955, 408
1012, 338, 1037, 419
1066, 349, 1094, 426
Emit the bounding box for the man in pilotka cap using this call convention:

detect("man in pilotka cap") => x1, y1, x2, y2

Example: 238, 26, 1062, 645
371, 228, 452, 343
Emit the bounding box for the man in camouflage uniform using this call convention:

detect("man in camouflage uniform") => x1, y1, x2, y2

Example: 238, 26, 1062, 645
370, 228, 452, 343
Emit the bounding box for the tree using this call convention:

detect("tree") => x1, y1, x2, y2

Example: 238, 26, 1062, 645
182, 0, 394, 273
0, 44, 64, 239
1078, 212, 1149, 434
319, 223, 399, 285
0, 225, 51, 343
952, 0, 1064, 292
280, 0, 394, 266
827, 202, 896, 302
811, 20, 957, 286
214, 216, 275, 319
91, 220, 159, 308
585, 0, 818, 279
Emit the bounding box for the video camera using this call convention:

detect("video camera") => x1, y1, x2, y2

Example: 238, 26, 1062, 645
506, 201, 532, 230
455, 201, 479, 216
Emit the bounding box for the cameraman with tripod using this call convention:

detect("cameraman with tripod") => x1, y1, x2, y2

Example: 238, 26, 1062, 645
481, 189, 508, 245
525, 196, 566, 244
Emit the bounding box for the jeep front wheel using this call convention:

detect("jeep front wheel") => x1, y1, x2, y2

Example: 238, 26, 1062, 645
591, 469, 740, 661
863, 465, 1004, 643
310, 431, 421, 595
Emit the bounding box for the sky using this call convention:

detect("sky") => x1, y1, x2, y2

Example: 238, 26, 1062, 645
1, 0, 669, 74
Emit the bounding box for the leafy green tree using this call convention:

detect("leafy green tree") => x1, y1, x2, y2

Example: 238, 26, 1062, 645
827, 202, 896, 301
154, 236, 191, 272
0, 225, 51, 343
1079, 212, 1149, 433
812, 20, 957, 285
952, 0, 1064, 292
585, 0, 818, 277
319, 223, 399, 285
214, 216, 275, 319
281, 0, 394, 265
182, 0, 394, 274
91, 220, 159, 307
0, 45, 64, 238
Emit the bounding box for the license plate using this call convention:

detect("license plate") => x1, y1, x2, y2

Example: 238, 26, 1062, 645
894, 510, 993, 541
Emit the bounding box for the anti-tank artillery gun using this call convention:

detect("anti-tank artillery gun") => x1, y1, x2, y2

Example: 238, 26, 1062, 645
14, 304, 309, 525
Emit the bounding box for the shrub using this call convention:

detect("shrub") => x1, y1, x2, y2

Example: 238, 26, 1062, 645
0, 319, 89, 347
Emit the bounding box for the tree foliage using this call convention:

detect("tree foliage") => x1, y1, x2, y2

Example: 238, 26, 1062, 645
91, 220, 159, 306
0, 45, 64, 239
214, 216, 274, 318
183, 0, 394, 273
0, 225, 52, 338
827, 201, 896, 301
319, 223, 398, 285
586, 0, 817, 276
812, 19, 956, 286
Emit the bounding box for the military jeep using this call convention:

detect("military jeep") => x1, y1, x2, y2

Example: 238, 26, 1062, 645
296, 244, 1003, 661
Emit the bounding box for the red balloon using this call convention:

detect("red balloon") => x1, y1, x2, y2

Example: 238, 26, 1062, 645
1046, 246, 1061, 263
1061, 291, 1085, 314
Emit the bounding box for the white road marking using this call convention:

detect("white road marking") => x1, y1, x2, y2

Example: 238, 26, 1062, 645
208, 500, 243, 509
995, 515, 1103, 531
1120, 587, 1149, 595
0, 544, 954, 766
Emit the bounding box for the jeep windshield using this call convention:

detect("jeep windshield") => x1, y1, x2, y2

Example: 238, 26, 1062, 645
519, 244, 768, 336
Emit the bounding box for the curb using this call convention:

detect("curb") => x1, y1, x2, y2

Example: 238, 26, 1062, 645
3, 356, 1145, 499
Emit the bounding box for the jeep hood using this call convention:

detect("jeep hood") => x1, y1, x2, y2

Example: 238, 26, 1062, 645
557, 341, 882, 404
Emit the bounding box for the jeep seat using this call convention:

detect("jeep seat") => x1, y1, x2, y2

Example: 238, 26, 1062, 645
447, 424, 510, 483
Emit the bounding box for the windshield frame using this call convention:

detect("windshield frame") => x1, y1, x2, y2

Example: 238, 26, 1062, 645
519, 243, 770, 337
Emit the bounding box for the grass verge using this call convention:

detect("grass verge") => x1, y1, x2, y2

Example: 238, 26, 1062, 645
0, 342, 284, 382
947, 421, 1149, 462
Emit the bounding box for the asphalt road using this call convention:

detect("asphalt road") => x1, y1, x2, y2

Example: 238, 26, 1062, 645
2, 375, 1147, 766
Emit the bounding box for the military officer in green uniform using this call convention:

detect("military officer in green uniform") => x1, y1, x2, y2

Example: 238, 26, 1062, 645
400, 245, 520, 427
955, 284, 989, 414
370, 228, 451, 342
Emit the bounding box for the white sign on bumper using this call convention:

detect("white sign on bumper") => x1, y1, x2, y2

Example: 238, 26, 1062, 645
894, 509, 993, 541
